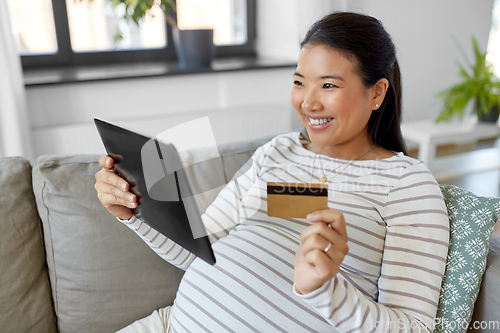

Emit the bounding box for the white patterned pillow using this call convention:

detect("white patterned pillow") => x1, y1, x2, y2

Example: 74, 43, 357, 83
434, 185, 500, 333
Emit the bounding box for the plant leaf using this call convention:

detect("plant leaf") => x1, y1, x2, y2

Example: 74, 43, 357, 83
114, 32, 124, 44
435, 35, 500, 122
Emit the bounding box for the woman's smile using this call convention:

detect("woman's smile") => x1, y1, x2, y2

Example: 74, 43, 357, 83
291, 44, 378, 158
306, 116, 335, 130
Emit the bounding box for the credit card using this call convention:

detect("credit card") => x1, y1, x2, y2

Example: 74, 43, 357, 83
267, 182, 328, 218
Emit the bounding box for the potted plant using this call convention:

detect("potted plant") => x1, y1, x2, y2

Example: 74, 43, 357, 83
83, 0, 215, 70
435, 36, 500, 123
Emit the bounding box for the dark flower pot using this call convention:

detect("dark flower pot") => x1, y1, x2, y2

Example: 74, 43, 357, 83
475, 101, 500, 123
172, 28, 214, 71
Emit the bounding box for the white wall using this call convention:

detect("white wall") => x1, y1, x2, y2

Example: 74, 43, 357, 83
346, 0, 495, 121
256, 0, 495, 122
256, 0, 340, 61
27, 69, 296, 157
25, 0, 496, 157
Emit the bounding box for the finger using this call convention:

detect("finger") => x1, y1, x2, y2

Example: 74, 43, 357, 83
300, 221, 337, 245
306, 209, 348, 241
99, 155, 114, 169
98, 169, 129, 191
304, 249, 338, 279
301, 232, 330, 254
329, 247, 348, 267
96, 181, 136, 204
324, 236, 349, 261
98, 191, 137, 209
301, 230, 348, 258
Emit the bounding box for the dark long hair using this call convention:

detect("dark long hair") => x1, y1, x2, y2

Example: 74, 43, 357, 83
301, 12, 407, 155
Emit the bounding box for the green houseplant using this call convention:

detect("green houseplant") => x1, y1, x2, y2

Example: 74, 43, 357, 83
435, 36, 500, 123
81, 0, 215, 70
105, 0, 177, 37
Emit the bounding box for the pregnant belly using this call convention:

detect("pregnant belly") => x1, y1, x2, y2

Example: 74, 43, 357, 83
169, 225, 333, 332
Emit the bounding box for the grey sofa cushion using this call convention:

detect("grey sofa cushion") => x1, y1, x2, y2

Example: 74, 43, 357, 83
0, 157, 57, 333
32, 155, 185, 333
180, 135, 273, 213
470, 233, 500, 331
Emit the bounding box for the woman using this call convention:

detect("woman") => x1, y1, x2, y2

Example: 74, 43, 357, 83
95, 12, 449, 332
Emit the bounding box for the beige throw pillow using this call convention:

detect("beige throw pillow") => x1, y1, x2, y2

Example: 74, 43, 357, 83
0, 157, 57, 333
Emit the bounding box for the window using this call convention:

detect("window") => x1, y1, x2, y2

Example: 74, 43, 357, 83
176, 0, 247, 46
6, 0, 255, 68
488, 0, 500, 77
66, 0, 167, 52
7, 0, 58, 55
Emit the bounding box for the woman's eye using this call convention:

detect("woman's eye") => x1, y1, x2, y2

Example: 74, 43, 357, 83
293, 80, 303, 86
323, 83, 337, 88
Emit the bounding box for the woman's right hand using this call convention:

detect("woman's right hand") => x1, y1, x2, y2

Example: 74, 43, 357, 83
95, 155, 137, 220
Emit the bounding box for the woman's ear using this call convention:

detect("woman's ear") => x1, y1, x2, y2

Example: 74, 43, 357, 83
372, 78, 389, 110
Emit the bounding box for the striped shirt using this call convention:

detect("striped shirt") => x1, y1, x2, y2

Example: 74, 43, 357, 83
121, 132, 449, 332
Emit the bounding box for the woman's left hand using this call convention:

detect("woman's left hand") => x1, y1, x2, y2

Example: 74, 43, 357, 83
294, 209, 349, 295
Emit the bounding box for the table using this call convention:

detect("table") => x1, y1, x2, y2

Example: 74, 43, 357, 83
401, 119, 500, 170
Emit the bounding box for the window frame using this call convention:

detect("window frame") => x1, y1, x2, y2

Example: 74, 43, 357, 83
20, 0, 256, 69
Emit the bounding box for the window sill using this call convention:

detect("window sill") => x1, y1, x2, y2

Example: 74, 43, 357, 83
23, 56, 297, 87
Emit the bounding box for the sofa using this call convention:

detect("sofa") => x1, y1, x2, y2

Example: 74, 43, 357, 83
0, 135, 499, 333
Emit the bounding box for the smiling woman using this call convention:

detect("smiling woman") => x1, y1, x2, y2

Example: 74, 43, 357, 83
292, 12, 406, 161
292, 45, 390, 160
94, 12, 449, 333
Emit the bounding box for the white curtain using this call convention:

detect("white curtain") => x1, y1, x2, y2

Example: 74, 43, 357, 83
0, 0, 34, 160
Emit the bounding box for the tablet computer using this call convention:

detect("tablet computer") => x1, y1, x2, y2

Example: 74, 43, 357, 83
94, 118, 216, 265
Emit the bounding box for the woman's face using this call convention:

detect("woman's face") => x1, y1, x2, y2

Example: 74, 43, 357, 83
291, 44, 379, 151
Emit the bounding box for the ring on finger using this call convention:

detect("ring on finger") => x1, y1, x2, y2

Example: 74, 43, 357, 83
324, 242, 332, 253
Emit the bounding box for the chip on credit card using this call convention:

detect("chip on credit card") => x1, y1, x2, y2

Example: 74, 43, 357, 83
267, 182, 328, 218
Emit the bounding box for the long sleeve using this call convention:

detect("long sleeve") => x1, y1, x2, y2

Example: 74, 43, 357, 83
294, 162, 450, 332
117, 142, 272, 271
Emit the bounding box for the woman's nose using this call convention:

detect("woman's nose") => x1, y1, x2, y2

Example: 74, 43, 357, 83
302, 89, 323, 111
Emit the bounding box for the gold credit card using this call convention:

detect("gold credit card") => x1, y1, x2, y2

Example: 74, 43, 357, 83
267, 182, 328, 218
